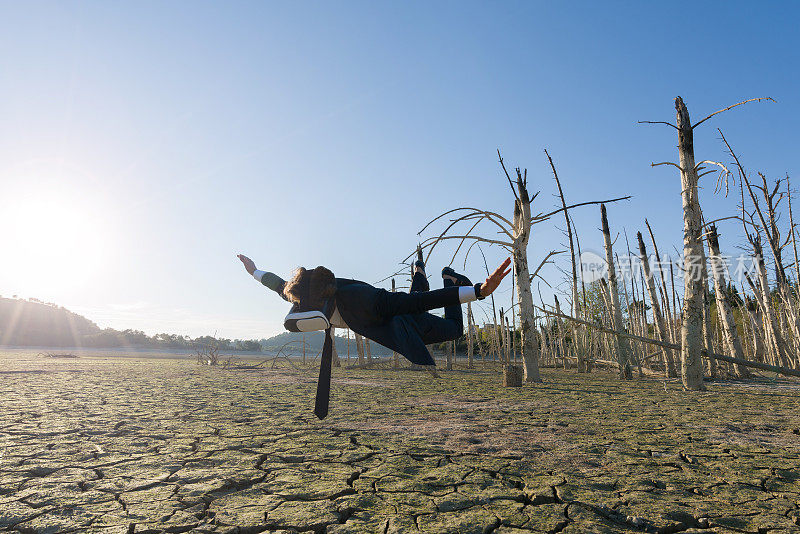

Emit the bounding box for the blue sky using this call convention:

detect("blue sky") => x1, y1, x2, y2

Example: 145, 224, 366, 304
0, 1, 797, 339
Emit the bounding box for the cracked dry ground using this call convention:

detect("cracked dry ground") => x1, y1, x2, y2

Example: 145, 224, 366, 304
2, 354, 800, 533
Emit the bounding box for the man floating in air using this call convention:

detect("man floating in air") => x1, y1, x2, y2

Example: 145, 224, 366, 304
237, 250, 511, 417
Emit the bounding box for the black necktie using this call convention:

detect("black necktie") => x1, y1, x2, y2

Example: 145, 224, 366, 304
314, 327, 333, 419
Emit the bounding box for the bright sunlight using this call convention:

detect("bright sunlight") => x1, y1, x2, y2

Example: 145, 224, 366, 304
1, 181, 112, 293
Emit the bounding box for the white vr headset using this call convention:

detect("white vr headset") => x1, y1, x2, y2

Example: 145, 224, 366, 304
283, 299, 335, 333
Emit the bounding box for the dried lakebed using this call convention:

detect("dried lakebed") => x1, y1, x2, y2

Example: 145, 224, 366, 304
1, 354, 800, 533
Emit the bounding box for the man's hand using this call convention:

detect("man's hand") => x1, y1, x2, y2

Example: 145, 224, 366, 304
480, 257, 512, 298
237, 254, 256, 275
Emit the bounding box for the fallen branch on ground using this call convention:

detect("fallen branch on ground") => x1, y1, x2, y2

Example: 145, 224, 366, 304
536, 307, 800, 379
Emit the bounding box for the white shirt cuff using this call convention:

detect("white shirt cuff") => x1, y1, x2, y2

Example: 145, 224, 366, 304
458, 286, 478, 303
253, 269, 266, 282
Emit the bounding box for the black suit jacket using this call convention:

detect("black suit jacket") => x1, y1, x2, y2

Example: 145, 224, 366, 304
334, 278, 436, 366
259, 272, 437, 366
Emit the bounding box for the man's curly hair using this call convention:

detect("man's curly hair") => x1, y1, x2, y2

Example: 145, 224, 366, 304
283, 266, 337, 311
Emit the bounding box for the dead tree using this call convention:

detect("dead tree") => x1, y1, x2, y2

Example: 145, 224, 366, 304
673, 97, 708, 390
706, 225, 750, 377
331, 327, 341, 368
701, 273, 718, 379
788, 178, 800, 285
466, 302, 475, 369
601, 204, 632, 378
391, 278, 399, 370
540, 306, 800, 379
547, 149, 587, 372
509, 172, 543, 382
446, 340, 454, 370
637, 231, 678, 377
196, 336, 221, 366
643, 96, 773, 388
355, 333, 365, 365
415, 153, 628, 383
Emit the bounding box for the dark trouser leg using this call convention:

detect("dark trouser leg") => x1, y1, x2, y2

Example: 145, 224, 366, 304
378, 286, 462, 319
441, 289, 463, 335
379, 286, 464, 342
411, 312, 462, 344
410, 271, 429, 293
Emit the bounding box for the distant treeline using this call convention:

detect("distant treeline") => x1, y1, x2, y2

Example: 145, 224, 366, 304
0, 297, 268, 351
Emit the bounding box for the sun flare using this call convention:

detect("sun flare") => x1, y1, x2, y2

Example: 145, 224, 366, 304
1, 185, 113, 292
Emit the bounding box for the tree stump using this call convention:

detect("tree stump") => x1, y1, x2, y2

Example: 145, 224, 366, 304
503, 365, 523, 387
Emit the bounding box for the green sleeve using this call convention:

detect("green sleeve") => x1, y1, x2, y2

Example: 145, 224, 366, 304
259, 271, 287, 298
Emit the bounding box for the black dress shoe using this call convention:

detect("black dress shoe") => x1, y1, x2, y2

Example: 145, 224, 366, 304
441, 266, 472, 287
414, 245, 425, 274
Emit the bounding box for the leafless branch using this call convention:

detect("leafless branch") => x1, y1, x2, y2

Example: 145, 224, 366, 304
695, 160, 735, 195
650, 161, 685, 172
418, 207, 513, 236
692, 97, 775, 130
447, 217, 485, 266
419, 235, 512, 261
637, 120, 679, 130
373, 265, 415, 286
457, 212, 514, 239
534, 196, 631, 222
497, 149, 521, 203
528, 250, 564, 283
701, 215, 758, 229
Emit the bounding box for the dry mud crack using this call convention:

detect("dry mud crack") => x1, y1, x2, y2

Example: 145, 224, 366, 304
1, 354, 800, 533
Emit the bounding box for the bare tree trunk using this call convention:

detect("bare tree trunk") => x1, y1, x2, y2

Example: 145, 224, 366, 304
669, 262, 680, 351
355, 333, 365, 365
746, 306, 767, 363
467, 303, 475, 369
331, 326, 341, 368
698, 234, 717, 379
573, 218, 593, 371
707, 225, 750, 378
745, 272, 777, 366
753, 241, 791, 367
701, 285, 718, 378
505, 317, 513, 364
600, 204, 632, 378
499, 308, 508, 364
391, 278, 399, 370
788, 178, 800, 286
637, 232, 678, 377
675, 96, 706, 391
446, 340, 454, 370
541, 320, 551, 366
618, 252, 643, 377
475, 318, 487, 363
513, 179, 542, 383
510, 316, 517, 363
554, 297, 567, 369
547, 149, 587, 372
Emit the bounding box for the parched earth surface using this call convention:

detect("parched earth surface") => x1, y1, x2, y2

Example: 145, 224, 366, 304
2, 352, 800, 533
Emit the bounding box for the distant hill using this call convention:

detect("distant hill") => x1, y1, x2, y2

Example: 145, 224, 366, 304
0, 297, 263, 351
0, 297, 100, 346
262, 330, 393, 356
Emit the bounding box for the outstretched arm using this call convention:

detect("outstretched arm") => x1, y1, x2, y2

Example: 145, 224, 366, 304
479, 257, 512, 298
237, 254, 287, 299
